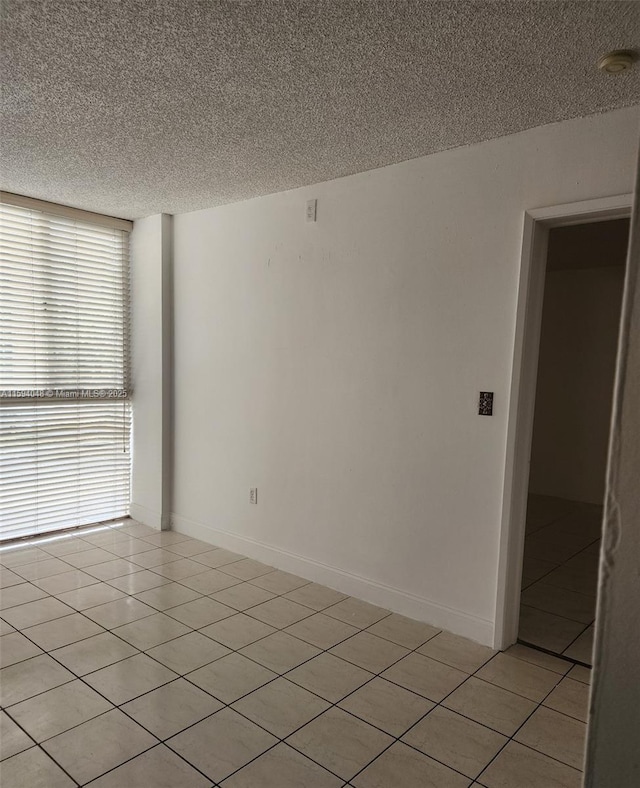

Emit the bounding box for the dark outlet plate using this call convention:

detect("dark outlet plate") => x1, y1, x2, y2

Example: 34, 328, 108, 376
479, 392, 494, 416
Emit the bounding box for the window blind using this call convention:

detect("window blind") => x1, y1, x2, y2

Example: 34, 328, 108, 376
0, 201, 131, 540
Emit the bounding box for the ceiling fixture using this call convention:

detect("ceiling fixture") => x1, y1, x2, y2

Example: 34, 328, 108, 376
597, 50, 637, 74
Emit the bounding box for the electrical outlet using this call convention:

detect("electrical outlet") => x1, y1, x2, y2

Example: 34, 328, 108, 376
250, 488, 258, 505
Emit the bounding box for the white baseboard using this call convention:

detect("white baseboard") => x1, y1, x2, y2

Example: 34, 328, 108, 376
129, 503, 162, 530
170, 512, 494, 646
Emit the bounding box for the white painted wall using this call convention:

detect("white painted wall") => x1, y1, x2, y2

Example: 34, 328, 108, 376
529, 265, 625, 504
169, 106, 638, 644
130, 214, 172, 529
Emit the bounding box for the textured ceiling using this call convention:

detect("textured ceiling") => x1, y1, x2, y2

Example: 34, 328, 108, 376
1, 1, 639, 220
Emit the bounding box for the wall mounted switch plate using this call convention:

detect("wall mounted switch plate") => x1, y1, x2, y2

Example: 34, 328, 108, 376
250, 488, 258, 504
479, 392, 494, 416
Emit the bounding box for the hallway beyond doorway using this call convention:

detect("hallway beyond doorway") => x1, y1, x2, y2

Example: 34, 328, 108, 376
520, 494, 600, 665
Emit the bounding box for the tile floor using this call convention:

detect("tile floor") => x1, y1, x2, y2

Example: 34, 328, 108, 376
1, 520, 590, 787
520, 494, 602, 664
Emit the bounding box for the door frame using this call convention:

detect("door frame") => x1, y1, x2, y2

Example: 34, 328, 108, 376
493, 193, 633, 650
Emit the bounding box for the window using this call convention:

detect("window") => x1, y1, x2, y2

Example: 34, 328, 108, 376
0, 197, 132, 540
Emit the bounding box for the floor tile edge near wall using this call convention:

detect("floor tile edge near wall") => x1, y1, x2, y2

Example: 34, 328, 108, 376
170, 512, 494, 646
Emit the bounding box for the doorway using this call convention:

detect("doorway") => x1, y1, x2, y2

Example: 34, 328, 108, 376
493, 194, 633, 655
518, 218, 629, 664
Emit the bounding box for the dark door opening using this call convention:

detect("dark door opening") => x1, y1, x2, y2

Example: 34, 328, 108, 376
519, 218, 630, 665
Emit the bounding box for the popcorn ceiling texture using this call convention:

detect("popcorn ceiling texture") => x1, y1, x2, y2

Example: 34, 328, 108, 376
1, 0, 639, 219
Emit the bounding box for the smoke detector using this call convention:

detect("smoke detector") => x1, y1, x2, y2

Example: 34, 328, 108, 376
597, 50, 637, 74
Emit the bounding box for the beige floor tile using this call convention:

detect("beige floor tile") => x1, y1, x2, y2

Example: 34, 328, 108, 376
9, 679, 112, 741
521, 582, 596, 624
22, 612, 104, 651
179, 567, 243, 594
479, 740, 582, 787
476, 653, 560, 701
0, 596, 75, 630
367, 612, 441, 649
324, 597, 390, 629
122, 678, 222, 738
223, 742, 342, 788
42, 708, 157, 784
83, 596, 156, 628
112, 611, 190, 649
113, 522, 159, 538
0, 567, 25, 588
11, 557, 71, 581
567, 664, 591, 684
284, 582, 348, 611
287, 706, 393, 781
515, 706, 586, 769
1, 547, 51, 566
168, 707, 277, 782
40, 538, 94, 557
211, 581, 276, 610
285, 612, 359, 649
104, 539, 159, 558
0, 654, 74, 706
61, 547, 115, 568
248, 597, 313, 628
330, 631, 409, 673
443, 676, 536, 736
191, 548, 245, 568
381, 652, 467, 702
50, 631, 138, 675
140, 531, 192, 547
0, 630, 43, 668
163, 538, 218, 558
521, 556, 558, 585
0, 619, 15, 634
287, 652, 373, 702
150, 558, 211, 581
83, 653, 177, 705
31, 568, 99, 594
201, 612, 276, 649
543, 677, 589, 721
88, 744, 211, 788
129, 548, 182, 569
563, 626, 594, 663
233, 677, 330, 737
220, 558, 275, 580
504, 644, 571, 675
250, 569, 311, 594
55, 582, 126, 610
107, 570, 171, 594
134, 581, 201, 610
84, 558, 140, 581
339, 676, 434, 737
147, 630, 230, 673
0, 709, 34, 759
187, 652, 277, 703
353, 741, 470, 788
0, 581, 47, 610
418, 631, 495, 673
544, 564, 598, 596
0, 746, 76, 788
165, 596, 235, 628
240, 630, 320, 673
519, 606, 586, 653
403, 705, 507, 779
